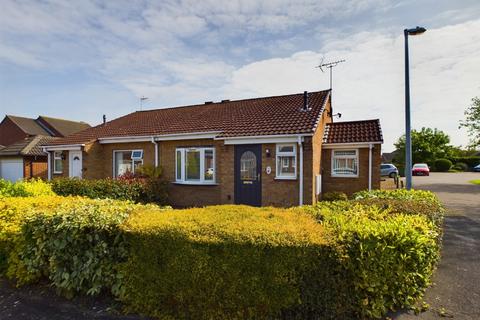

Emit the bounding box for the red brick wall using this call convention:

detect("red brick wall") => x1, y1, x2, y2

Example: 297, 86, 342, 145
321, 145, 381, 196
0, 117, 28, 146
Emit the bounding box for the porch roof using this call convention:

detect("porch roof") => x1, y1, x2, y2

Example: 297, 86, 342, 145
322, 119, 383, 144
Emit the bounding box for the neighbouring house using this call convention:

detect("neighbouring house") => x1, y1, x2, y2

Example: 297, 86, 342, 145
43, 90, 383, 207
0, 115, 91, 181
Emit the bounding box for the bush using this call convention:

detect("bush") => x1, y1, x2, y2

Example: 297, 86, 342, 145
119, 205, 350, 319
354, 189, 441, 204
1, 190, 443, 319
452, 162, 468, 171
322, 191, 348, 201
309, 202, 441, 318
449, 156, 480, 168
3, 196, 162, 296
0, 196, 66, 273
434, 158, 452, 172
0, 179, 54, 197
50, 177, 168, 205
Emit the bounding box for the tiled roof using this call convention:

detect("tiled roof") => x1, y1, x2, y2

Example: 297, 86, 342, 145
7, 115, 51, 136
322, 119, 383, 144
5, 115, 90, 138
0, 135, 58, 156
46, 90, 331, 146
37, 116, 91, 137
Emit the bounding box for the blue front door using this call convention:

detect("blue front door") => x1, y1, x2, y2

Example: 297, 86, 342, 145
234, 144, 262, 206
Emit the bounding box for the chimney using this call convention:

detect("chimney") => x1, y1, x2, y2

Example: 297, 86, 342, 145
103, 114, 106, 124
303, 91, 309, 111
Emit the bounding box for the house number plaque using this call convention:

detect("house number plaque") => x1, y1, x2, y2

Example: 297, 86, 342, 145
265, 166, 272, 175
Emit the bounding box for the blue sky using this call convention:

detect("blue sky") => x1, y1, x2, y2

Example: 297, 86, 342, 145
1, 0, 479, 151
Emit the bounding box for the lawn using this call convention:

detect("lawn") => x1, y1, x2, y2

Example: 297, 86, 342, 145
469, 179, 480, 185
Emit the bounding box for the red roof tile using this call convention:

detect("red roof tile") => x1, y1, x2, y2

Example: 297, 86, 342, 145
322, 119, 383, 144
46, 90, 331, 146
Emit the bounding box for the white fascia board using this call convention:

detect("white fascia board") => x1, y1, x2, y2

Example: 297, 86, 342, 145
42, 144, 84, 151
154, 132, 221, 141
220, 134, 312, 145
322, 142, 382, 149
99, 136, 154, 144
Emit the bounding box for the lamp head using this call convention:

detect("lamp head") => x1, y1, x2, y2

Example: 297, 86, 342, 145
405, 26, 427, 36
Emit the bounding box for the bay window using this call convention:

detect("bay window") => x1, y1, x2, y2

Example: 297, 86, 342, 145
276, 144, 297, 179
176, 147, 215, 184
114, 150, 143, 177
332, 149, 358, 177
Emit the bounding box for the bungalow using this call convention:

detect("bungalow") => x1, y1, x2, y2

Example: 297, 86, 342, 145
43, 90, 383, 207
0, 115, 91, 181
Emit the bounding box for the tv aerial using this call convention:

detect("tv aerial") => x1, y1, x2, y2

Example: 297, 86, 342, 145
316, 58, 345, 90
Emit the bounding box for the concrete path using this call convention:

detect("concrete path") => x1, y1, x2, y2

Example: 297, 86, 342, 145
393, 172, 480, 319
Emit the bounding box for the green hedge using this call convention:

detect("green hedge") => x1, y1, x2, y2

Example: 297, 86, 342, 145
50, 177, 168, 205
309, 202, 441, 318
1, 196, 162, 296
449, 156, 480, 168
1, 190, 443, 319
119, 205, 349, 319
0, 179, 54, 197
434, 158, 452, 172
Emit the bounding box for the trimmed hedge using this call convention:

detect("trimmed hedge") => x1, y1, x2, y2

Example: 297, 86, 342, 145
0, 196, 162, 296
50, 177, 168, 205
0, 189, 444, 319
119, 205, 349, 319
0, 179, 54, 197
434, 158, 452, 172
308, 202, 441, 318
449, 156, 480, 168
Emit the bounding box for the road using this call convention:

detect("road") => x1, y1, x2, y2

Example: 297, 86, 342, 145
393, 172, 480, 319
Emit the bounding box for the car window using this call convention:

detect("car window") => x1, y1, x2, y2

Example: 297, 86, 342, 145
381, 165, 388, 169
413, 164, 428, 168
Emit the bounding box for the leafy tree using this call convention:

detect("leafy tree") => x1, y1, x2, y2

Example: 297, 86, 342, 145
393, 127, 454, 166
459, 97, 480, 148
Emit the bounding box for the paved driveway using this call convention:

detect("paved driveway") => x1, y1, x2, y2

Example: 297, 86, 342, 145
393, 172, 480, 319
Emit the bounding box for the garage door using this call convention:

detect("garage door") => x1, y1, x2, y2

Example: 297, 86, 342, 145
0, 158, 24, 182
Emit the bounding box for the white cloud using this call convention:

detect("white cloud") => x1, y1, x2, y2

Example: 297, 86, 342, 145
0, 0, 479, 152
220, 19, 480, 151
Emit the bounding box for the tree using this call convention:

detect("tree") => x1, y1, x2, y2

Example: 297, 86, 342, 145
393, 127, 454, 166
459, 97, 480, 148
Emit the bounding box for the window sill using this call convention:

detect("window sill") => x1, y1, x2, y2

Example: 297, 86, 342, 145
274, 176, 297, 181
172, 181, 219, 186
331, 175, 359, 178
53, 171, 63, 174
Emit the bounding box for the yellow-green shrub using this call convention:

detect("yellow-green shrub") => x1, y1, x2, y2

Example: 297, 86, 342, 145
12, 198, 161, 296
308, 200, 442, 318
119, 205, 351, 319
0, 179, 54, 197
0, 196, 66, 273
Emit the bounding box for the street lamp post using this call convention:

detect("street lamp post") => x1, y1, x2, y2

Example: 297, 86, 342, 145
404, 26, 426, 190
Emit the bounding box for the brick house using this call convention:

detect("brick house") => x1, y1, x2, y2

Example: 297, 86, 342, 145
43, 90, 383, 207
0, 115, 90, 181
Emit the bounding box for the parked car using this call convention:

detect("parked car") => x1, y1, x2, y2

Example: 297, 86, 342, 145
412, 163, 430, 176
380, 163, 399, 178
474, 164, 480, 172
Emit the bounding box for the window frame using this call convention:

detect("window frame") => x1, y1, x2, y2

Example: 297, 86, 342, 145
113, 149, 144, 178
175, 147, 216, 184
275, 143, 297, 180
53, 151, 63, 174
331, 149, 359, 178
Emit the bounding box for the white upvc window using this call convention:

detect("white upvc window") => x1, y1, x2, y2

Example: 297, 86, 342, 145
53, 151, 63, 174
113, 150, 144, 178
332, 149, 359, 177
276, 144, 297, 179
175, 147, 215, 184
